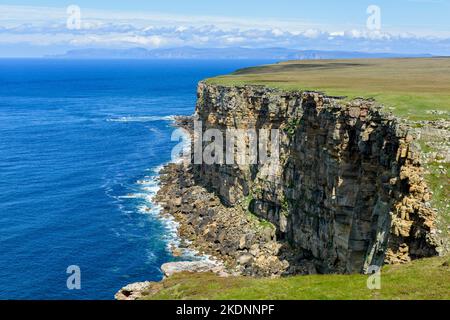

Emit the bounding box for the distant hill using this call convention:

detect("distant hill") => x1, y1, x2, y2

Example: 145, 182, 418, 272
51, 47, 432, 60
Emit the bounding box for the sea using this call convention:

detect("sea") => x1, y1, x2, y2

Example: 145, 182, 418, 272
0, 59, 275, 299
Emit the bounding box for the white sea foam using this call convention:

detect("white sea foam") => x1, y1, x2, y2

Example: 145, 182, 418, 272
117, 193, 147, 199
134, 165, 214, 263
142, 186, 159, 192
136, 173, 183, 253
173, 128, 192, 165
107, 115, 175, 123
150, 164, 165, 174
118, 115, 217, 264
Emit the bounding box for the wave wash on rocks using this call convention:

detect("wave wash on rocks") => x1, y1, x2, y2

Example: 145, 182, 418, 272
189, 82, 441, 274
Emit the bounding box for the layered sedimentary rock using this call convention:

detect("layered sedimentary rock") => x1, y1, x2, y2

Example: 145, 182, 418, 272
192, 82, 440, 274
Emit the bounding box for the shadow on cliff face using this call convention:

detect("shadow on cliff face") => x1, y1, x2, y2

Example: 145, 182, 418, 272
267, 92, 438, 274
188, 83, 440, 276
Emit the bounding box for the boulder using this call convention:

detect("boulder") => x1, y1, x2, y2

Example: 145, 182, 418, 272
161, 261, 227, 278
115, 281, 153, 300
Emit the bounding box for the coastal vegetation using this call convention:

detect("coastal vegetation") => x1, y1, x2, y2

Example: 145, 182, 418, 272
143, 256, 450, 300
207, 58, 450, 121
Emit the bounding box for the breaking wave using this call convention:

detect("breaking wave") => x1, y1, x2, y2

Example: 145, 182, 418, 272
107, 115, 176, 123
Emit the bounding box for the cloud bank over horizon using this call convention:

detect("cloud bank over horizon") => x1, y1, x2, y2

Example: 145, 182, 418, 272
1, 4, 450, 57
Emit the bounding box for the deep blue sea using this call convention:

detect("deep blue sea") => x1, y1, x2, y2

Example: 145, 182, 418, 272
0, 59, 274, 300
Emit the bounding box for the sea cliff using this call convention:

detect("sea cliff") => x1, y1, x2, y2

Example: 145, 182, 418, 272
192, 83, 440, 272
116, 81, 446, 299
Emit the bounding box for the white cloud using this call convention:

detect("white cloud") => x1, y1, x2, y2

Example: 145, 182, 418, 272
271, 28, 284, 37
175, 26, 188, 33
1, 4, 450, 55
302, 29, 322, 39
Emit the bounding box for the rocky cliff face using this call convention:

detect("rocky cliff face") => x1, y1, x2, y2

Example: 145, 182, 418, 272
193, 82, 440, 274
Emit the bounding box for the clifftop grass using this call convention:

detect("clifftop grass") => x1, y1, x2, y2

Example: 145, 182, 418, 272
207, 57, 450, 121
143, 256, 449, 300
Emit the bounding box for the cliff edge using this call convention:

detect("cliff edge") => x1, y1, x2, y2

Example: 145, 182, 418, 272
190, 83, 441, 274
116, 58, 449, 299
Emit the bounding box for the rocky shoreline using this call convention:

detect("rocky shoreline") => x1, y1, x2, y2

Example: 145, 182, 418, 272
152, 116, 309, 277
115, 260, 227, 300
116, 115, 306, 300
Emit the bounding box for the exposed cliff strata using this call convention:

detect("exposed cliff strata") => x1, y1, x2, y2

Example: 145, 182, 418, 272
154, 162, 300, 276
191, 82, 441, 274
116, 82, 446, 299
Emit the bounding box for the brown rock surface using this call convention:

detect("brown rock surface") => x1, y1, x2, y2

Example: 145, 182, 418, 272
189, 83, 441, 274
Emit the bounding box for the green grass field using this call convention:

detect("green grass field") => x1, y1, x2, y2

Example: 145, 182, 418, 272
143, 256, 449, 300
207, 58, 450, 120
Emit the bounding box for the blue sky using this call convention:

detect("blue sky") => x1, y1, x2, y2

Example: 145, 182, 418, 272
1, 0, 450, 57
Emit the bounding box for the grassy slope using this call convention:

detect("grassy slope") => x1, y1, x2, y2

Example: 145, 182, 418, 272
425, 161, 450, 229
144, 257, 449, 300
207, 57, 450, 121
